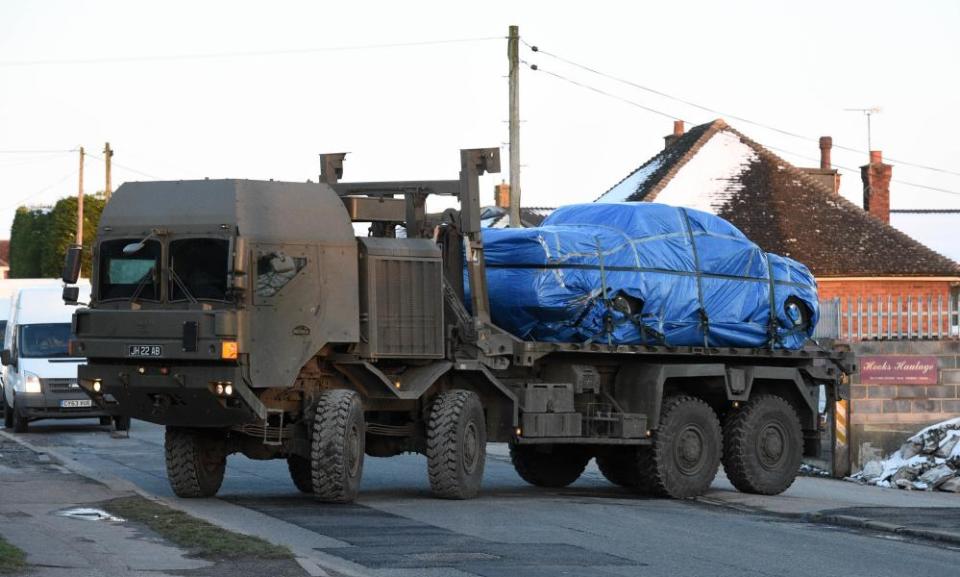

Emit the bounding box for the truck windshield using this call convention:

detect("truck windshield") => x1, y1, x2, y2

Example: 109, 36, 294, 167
19, 323, 72, 358
99, 239, 161, 301
169, 238, 229, 301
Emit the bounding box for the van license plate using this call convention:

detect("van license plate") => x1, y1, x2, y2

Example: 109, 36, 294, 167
128, 345, 163, 357
60, 399, 92, 408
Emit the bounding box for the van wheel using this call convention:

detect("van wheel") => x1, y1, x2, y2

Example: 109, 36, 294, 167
646, 396, 721, 498
164, 427, 226, 497
310, 389, 365, 503
427, 390, 486, 499
723, 394, 803, 495
114, 416, 131, 432
510, 444, 590, 488
12, 399, 28, 433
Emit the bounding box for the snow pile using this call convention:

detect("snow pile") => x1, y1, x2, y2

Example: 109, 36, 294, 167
852, 417, 960, 492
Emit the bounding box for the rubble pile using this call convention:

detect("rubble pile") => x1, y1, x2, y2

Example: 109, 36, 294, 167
852, 417, 960, 492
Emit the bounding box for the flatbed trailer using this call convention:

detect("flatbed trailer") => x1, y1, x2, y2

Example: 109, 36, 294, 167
63, 147, 855, 503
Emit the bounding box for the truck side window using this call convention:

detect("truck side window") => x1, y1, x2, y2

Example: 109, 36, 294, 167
256, 251, 306, 298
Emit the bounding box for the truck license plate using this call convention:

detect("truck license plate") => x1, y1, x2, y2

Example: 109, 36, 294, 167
60, 399, 92, 408
128, 345, 163, 357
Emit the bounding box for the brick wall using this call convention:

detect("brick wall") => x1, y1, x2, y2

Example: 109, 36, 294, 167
818, 279, 953, 303
849, 339, 960, 467
818, 279, 956, 336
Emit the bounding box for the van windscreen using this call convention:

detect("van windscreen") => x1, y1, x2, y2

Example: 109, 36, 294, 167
19, 323, 72, 358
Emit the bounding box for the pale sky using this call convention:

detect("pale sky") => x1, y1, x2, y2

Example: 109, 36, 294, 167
1, 0, 958, 239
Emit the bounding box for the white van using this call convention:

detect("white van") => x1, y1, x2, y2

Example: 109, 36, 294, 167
1, 285, 127, 432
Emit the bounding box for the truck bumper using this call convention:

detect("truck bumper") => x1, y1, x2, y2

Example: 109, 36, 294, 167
78, 363, 260, 428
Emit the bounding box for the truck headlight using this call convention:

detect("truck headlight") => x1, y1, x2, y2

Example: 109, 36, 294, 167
21, 372, 42, 393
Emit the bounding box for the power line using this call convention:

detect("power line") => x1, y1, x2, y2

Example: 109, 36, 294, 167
0, 149, 76, 154
0, 36, 504, 67
765, 144, 960, 197
524, 62, 683, 122
0, 169, 78, 211
84, 152, 158, 180
522, 39, 960, 178
526, 57, 960, 198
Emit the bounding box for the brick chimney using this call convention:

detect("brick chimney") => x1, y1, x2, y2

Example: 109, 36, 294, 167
800, 136, 841, 194
861, 151, 892, 223
663, 120, 685, 149
494, 181, 510, 209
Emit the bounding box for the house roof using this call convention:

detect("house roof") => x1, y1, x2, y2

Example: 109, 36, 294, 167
596, 119, 960, 278
890, 210, 960, 263
480, 206, 554, 228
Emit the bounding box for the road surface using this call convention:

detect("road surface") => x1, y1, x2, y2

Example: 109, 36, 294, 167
12, 419, 960, 577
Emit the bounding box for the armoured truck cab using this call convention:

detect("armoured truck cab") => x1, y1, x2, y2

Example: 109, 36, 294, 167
71, 179, 360, 427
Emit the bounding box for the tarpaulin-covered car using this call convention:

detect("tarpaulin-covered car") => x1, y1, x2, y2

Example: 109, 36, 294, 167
481, 202, 818, 349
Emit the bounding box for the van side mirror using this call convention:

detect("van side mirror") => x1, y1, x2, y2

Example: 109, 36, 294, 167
1, 349, 12, 367
62, 244, 82, 284
63, 285, 80, 305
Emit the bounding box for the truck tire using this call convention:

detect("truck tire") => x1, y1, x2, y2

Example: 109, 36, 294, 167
645, 395, 721, 499
164, 427, 226, 498
722, 394, 803, 495
596, 448, 661, 494
426, 390, 486, 499
310, 389, 365, 503
114, 415, 131, 432
287, 455, 313, 494
510, 444, 590, 488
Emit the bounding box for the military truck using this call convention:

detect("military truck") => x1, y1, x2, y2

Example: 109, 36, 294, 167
61, 148, 854, 503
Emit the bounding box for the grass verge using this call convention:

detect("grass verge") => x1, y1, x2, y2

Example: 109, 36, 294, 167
104, 496, 291, 560
0, 535, 27, 574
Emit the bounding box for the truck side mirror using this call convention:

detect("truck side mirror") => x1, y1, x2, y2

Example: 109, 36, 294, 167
62, 244, 82, 284
63, 285, 80, 305
1, 349, 12, 367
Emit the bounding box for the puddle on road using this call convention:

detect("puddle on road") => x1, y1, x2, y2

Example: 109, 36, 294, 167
57, 507, 125, 523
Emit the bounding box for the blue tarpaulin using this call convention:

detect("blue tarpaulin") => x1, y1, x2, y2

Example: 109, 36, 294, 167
480, 203, 818, 349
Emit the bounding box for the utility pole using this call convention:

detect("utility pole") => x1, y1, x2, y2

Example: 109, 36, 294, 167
507, 25, 521, 228
76, 146, 85, 244
103, 142, 113, 199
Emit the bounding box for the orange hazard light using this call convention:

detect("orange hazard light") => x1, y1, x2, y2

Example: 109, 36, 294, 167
221, 341, 238, 360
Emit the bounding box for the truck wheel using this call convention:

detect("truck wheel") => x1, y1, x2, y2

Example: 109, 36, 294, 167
510, 444, 590, 488
164, 427, 226, 498
287, 455, 313, 494
596, 452, 638, 488
645, 396, 721, 498
427, 390, 486, 499
310, 389, 365, 503
723, 394, 803, 495
596, 448, 660, 494
11, 399, 28, 433
114, 415, 131, 432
